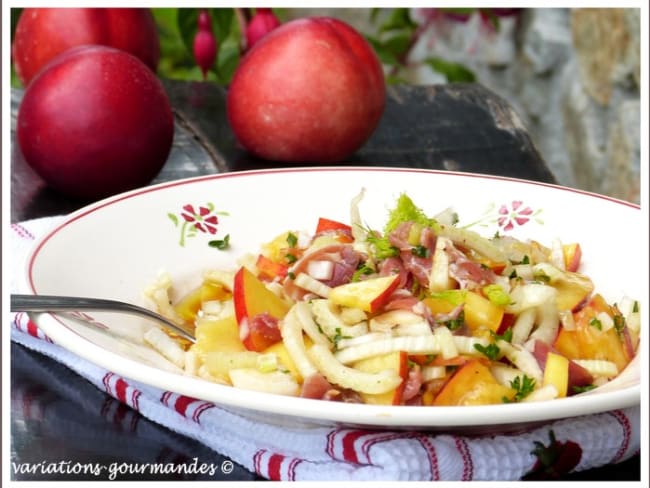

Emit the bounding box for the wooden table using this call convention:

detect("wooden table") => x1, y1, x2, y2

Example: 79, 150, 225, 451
11, 81, 556, 222
9, 81, 639, 481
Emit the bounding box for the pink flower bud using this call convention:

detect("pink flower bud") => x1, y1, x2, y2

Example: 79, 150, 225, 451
193, 10, 217, 80
245, 8, 280, 49
197, 9, 212, 31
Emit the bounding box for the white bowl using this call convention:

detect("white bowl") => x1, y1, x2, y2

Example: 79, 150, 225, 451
23, 167, 643, 430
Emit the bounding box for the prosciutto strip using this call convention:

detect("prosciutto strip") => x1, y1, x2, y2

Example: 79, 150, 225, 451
283, 244, 363, 300
447, 242, 498, 289
387, 223, 437, 288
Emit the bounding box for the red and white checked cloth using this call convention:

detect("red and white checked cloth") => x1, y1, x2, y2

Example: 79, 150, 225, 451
10, 217, 641, 481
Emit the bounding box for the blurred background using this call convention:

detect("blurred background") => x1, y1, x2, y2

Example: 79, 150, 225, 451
11, 7, 641, 204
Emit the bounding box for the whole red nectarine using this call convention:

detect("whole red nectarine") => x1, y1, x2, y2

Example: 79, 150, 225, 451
12, 7, 160, 86
227, 17, 386, 162
17, 45, 174, 200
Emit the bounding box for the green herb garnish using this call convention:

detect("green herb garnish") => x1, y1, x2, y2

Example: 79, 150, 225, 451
507, 375, 536, 402
474, 342, 500, 360
286, 232, 298, 248
411, 245, 429, 258
442, 310, 465, 331
352, 263, 375, 281
331, 327, 351, 351
613, 314, 626, 338
492, 327, 513, 343
384, 193, 436, 234
572, 384, 597, 394
589, 317, 603, 330
366, 231, 398, 259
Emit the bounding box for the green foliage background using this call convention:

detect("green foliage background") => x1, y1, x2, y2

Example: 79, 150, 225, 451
10, 7, 479, 88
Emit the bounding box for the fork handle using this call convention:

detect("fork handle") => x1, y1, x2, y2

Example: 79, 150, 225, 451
10, 294, 196, 343
12, 294, 132, 313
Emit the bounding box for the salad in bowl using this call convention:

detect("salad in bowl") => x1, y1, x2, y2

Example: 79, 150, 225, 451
142, 190, 641, 407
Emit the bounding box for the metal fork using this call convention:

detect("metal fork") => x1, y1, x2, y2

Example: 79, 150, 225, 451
10, 294, 196, 343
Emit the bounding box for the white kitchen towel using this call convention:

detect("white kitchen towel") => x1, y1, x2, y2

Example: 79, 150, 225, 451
9, 217, 640, 481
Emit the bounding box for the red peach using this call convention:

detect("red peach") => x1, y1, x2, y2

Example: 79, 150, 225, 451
12, 8, 160, 86
17, 45, 174, 200
227, 17, 385, 162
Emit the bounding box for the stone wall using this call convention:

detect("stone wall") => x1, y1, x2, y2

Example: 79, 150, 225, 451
288, 8, 640, 203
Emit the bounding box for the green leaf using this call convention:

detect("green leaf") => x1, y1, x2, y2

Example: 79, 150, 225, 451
369, 8, 382, 23
531, 430, 560, 467
11, 8, 22, 37
209, 8, 235, 42
154, 8, 214, 81
214, 35, 241, 84
212, 9, 242, 84
425, 57, 476, 83
379, 8, 416, 33
154, 9, 190, 60
10, 9, 24, 87
382, 33, 412, 58
366, 36, 399, 66
208, 234, 231, 250
177, 8, 199, 56
167, 213, 179, 226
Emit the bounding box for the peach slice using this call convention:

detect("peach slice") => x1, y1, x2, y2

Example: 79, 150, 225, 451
562, 243, 582, 272
543, 352, 569, 398
193, 315, 246, 355
433, 359, 516, 406
255, 254, 288, 280
554, 294, 632, 372
553, 271, 594, 312
423, 290, 504, 334
328, 274, 400, 313
233, 266, 290, 351
352, 351, 408, 405
174, 281, 231, 323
